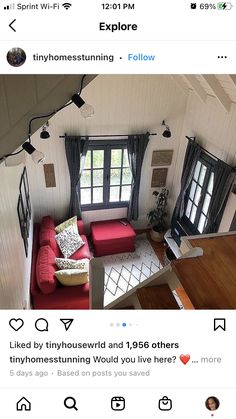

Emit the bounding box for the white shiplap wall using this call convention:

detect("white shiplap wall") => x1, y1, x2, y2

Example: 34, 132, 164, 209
0, 163, 33, 309
0, 76, 95, 309
27, 74, 188, 229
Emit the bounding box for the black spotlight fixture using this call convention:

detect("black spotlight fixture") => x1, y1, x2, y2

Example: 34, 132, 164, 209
40, 123, 50, 139
162, 120, 171, 138
71, 93, 94, 118
0, 75, 93, 164
22, 142, 45, 164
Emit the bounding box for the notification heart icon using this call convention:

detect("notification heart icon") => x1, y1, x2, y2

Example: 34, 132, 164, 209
180, 354, 190, 365
9, 318, 24, 331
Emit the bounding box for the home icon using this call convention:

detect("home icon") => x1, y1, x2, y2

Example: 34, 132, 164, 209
16, 397, 31, 411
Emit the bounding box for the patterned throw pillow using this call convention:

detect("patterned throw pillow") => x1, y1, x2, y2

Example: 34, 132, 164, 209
55, 225, 84, 258
55, 257, 89, 271
54, 269, 89, 286
55, 216, 77, 234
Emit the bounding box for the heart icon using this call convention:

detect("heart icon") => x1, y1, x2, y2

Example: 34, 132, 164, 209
9, 318, 24, 331
180, 354, 190, 365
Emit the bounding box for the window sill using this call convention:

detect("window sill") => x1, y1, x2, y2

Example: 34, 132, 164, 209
81, 202, 129, 212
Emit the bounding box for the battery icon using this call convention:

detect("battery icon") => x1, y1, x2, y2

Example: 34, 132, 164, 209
217, 2, 233, 9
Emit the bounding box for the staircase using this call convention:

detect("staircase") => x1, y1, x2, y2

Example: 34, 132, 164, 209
135, 284, 180, 309
89, 246, 203, 310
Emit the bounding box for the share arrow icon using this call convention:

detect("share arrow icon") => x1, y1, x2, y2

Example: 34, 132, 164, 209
60, 318, 74, 331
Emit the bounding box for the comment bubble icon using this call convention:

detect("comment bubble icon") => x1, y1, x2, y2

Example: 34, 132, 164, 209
35, 318, 49, 332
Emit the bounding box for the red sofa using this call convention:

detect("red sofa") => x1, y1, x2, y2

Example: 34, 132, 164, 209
30, 216, 90, 310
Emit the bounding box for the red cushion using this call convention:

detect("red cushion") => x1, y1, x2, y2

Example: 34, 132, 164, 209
94, 240, 135, 256
91, 219, 136, 243
91, 219, 136, 256
41, 216, 55, 231
31, 224, 40, 297
39, 228, 60, 256
36, 245, 57, 294
77, 220, 85, 235
32, 282, 89, 309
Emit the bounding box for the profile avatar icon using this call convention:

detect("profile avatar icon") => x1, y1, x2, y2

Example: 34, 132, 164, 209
205, 396, 220, 411
7, 47, 26, 67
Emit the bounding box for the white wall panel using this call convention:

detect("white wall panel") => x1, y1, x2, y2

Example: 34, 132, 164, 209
28, 75, 188, 227
19, 75, 236, 232
0, 163, 33, 309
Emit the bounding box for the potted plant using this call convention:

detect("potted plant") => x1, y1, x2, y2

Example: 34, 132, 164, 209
147, 188, 169, 242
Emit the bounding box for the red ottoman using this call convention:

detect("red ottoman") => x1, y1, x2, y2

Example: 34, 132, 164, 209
91, 219, 136, 257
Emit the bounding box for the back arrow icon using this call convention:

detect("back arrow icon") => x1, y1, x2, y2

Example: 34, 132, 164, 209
9, 19, 16, 32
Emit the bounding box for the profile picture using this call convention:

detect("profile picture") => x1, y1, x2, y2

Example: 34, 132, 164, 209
7, 47, 26, 67
205, 396, 220, 411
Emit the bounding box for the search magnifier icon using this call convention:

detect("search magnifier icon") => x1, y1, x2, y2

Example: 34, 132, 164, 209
64, 397, 78, 411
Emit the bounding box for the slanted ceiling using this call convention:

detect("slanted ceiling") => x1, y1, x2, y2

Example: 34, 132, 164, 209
0, 74, 96, 158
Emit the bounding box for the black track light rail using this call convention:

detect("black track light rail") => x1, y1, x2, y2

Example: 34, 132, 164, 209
0, 74, 88, 162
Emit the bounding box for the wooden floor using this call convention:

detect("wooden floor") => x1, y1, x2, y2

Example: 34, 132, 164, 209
136, 284, 180, 309
172, 234, 236, 309
146, 231, 166, 266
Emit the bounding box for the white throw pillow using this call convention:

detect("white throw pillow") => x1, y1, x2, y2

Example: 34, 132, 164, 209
54, 269, 89, 286
55, 257, 89, 271
55, 225, 84, 258
55, 216, 77, 234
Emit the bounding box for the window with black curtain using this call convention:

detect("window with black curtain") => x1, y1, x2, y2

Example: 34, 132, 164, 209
182, 152, 216, 234
80, 140, 132, 211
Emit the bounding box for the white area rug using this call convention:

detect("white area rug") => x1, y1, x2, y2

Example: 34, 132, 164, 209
97, 234, 163, 306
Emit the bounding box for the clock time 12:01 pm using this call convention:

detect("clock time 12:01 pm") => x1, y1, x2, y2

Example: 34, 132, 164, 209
101, 3, 135, 10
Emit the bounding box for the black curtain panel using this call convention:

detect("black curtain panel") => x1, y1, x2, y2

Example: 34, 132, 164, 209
203, 161, 235, 233
171, 140, 202, 225
65, 135, 89, 218
127, 133, 150, 221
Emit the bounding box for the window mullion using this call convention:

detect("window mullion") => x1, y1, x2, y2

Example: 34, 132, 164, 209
90, 149, 94, 204
192, 162, 202, 208
104, 145, 110, 206
119, 147, 124, 201
194, 182, 203, 226
196, 166, 211, 228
